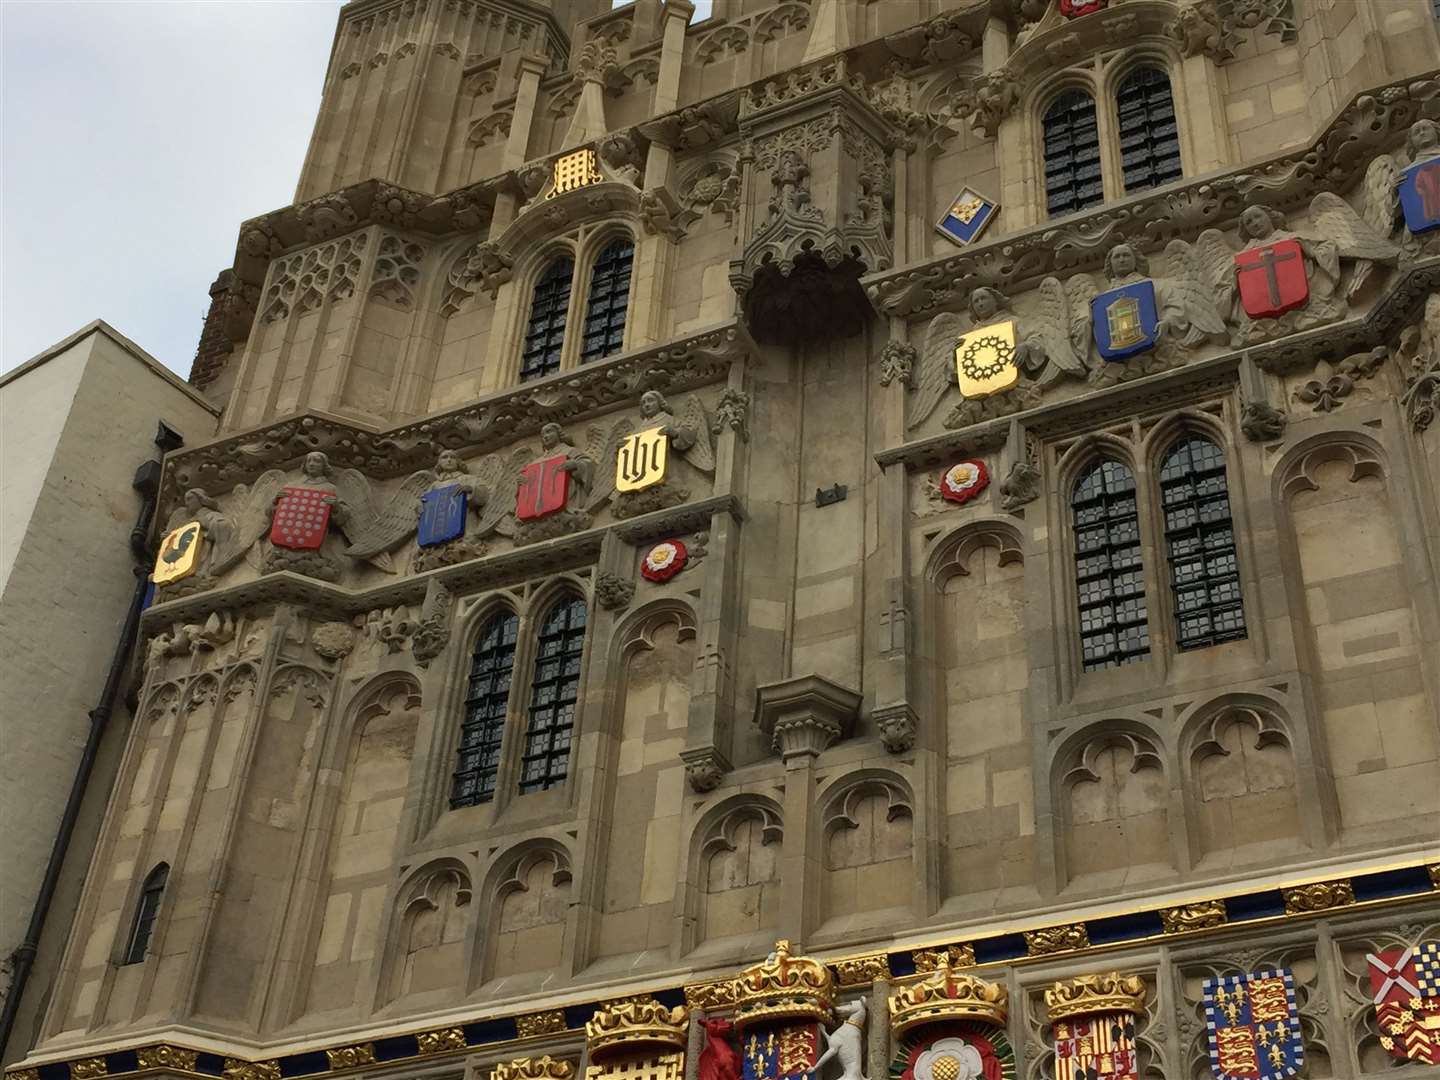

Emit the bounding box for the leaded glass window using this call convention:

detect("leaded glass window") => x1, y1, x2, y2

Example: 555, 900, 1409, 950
520, 257, 574, 382
123, 863, 168, 965
1159, 436, 1247, 650
450, 611, 520, 808
518, 596, 587, 794
1044, 90, 1103, 218
579, 238, 633, 363
1072, 459, 1151, 671
1117, 67, 1182, 194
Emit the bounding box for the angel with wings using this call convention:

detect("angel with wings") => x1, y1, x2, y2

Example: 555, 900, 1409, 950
1101, 241, 1228, 350
1361, 118, 1440, 253
637, 390, 716, 472
607, 391, 714, 518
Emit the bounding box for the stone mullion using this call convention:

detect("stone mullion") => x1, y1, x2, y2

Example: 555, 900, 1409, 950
1030, 441, 1066, 899
387, 0, 442, 188
311, 225, 384, 417
776, 753, 820, 942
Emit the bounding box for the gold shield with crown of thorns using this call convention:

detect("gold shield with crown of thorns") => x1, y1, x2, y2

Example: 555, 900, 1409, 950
954, 319, 1019, 399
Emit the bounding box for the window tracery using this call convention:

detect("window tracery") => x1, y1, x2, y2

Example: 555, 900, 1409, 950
122, 863, 169, 965
1159, 436, 1246, 649
1072, 458, 1150, 670
519, 595, 588, 794
1043, 90, 1104, 217
1117, 66, 1182, 194
450, 610, 520, 808
520, 256, 574, 382
579, 238, 633, 363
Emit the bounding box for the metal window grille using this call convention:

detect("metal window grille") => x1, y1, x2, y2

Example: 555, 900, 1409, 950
1044, 90, 1104, 218
519, 596, 587, 794
450, 611, 519, 808
579, 238, 634, 363
1159, 436, 1247, 650
1117, 66, 1182, 194
123, 864, 168, 965
520, 257, 574, 382
1072, 459, 1151, 671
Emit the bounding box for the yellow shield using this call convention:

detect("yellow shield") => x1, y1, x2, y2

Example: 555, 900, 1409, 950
616, 426, 669, 492
954, 318, 1020, 399
153, 521, 204, 585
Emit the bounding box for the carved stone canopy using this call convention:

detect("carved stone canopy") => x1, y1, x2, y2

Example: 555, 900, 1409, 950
754, 673, 862, 760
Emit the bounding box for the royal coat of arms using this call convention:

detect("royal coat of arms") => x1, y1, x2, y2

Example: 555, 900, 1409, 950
616, 425, 669, 492
270, 486, 333, 550
935, 188, 998, 247
1234, 239, 1308, 320
1202, 969, 1304, 1080
954, 320, 1019, 398
893, 1026, 1014, 1080
417, 483, 468, 547
1053, 1015, 1137, 1080
1091, 282, 1160, 361
516, 455, 571, 521
1367, 943, 1440, 1064
742, 1024, 820, 1080
153, 520, 203, 584
1399, 159, 1440, 234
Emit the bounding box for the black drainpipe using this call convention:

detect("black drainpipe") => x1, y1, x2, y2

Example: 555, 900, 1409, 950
0, 422, 183, 1060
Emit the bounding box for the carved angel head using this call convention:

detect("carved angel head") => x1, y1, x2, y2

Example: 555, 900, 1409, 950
1238, 204, 1283, 241
1408, 118, 1440, 162
182, 488, 219, 513
435, 449, 468, 476
540, 422, 564, 449
1104, 243, 1149, 282
968, 286, 1010, 322
640, 390, 671, 418
302, 451, 332, 480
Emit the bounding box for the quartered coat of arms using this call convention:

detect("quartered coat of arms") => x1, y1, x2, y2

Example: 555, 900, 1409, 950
1202, 969, 1303, 1080
1367, 943, 1440, 1064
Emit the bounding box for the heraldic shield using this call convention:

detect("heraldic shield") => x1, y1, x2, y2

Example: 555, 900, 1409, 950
1399, 159, 1440, 234
1202, 969, 1304, 1080
955, 320, 1019, 398
892, 1026, 1015, 1080
1367, 943, 1440, 1064
1091, 282, 1159, 361
1054, 1015, 1138, 1080
153, 520, 203, 584
516, 455, 570, 521
270, 487, 332, 550
742, 1024, 820, 1080
616, 426, 669, 492
1234, 240, 1308, 320
418, 483, 468, 547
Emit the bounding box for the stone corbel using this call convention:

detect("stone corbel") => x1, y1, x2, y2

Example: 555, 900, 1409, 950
1237, 351, 1286, 442
871, 702, 918, 754
754, 674, 862, 760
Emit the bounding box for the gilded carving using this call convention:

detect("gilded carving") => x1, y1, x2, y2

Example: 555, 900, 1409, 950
1281, 879, 1355, 914
912, 943, 976, 971
1160, 899, 1227, 933
832, 953, 891, 986
416, 1028, 467, 1055
1044, 972, 1146, 1021
685, 978, 739, 1010
516, 1009, 568, 1038
223, 1061, 281, 1080
136, 1046, 199, 1071
1024, 923, 1089, 956
323, 1045, 376, 1070
71, 1060, 107, 1080
493, 1057, 575, 1080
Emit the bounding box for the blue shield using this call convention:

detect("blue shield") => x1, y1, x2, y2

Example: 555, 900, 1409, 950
417, 484, 467, 547
935, 188, 998, 247
1091, 281, 1160, 361
1203, 969, 1304, 1079
1399, 159, 1440, 235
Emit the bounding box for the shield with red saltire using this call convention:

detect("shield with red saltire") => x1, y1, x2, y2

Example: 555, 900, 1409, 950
1399, 159, 1440, 235
516, 454, 570, 521
1054, 1013, 1138, 1080
1202, 969, 1304, 1080
270, 486, 332, 550
1367, 943, 1440, 1064
1234, 240, 1308, 320
741, 1023, 819, 1080
1059, 0, 1106, 16
891, 1023, 1016, 1080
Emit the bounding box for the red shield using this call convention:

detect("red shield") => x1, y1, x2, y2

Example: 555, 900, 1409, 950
1235, 239, 1308, 319
270, 486, 332, 550
1059, 0, 1106, 15
516, 455, 570, 521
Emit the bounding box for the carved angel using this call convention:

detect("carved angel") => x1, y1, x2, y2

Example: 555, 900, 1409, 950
636, 390, 716, 473
1359, 117, 1440, 245
164, 488, 233, 578
1103, 242, 1227, 349
580, 418, 632, 511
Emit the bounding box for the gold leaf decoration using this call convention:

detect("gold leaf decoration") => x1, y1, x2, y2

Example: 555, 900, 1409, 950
684, 978, 737, 1010
492, 1057, 576, 1080
1159, 900, 1226, 934
1024, 923, 1089, 956
833, 954, 891, 987
912, 944, 975, 972
324, 1045, 376, 1070
136, 1046, 198, 1071
516, 1009, 568, 1038
223, 1061, 281, 1080
415, 1029, 467, 1055
72, 1061, 108, 1080
1282, 879, 1355, 915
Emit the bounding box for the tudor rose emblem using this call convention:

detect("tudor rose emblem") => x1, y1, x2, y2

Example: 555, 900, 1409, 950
153, 521, 203, 584
954, 319, 1019, 398
616, 425, 669, 492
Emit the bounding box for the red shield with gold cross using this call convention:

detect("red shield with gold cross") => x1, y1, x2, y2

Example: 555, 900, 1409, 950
1367, 944, 1440, 1064
516, 454, 570, 521
270, 487, 332, 550
1234, 240, 1308, 320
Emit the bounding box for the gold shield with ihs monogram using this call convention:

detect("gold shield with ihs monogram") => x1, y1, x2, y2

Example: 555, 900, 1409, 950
616, 426, 669, 492
153, 521, 204, 585
954, 319, 1019, 399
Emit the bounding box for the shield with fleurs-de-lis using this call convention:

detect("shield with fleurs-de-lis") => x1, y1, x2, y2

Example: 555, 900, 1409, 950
1202, 969, 1304, 1080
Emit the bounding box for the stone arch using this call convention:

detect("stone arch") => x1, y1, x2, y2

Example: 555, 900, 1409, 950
481, 841, 574, 986
381, 857, 473, 1004
1057, 723, 1173, 889
818, 773, 915, 929
689, 796, 784, 953
1054, 430, 1138, 500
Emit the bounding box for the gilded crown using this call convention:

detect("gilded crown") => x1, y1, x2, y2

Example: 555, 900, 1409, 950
888, 965, 1007, 1036
1044, 973, 1146, 1023
585, 999, 689, 1056
733, 940, 835, 1029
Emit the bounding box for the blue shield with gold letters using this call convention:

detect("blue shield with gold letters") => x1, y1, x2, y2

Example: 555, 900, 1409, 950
418, 484, 467, 547
1399, 159, 1440, 235
1091, 281, 1160, 362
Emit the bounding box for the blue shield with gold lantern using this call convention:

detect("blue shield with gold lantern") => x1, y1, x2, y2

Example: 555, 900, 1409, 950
1091, 282, 1160, 362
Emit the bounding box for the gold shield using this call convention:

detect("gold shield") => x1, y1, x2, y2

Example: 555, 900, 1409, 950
954, 319, 1020, 399
615, 426, 669, 492
153, 521, 204, 584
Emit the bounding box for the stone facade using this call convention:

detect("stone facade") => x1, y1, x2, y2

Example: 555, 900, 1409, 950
8, 2, 1440, 1080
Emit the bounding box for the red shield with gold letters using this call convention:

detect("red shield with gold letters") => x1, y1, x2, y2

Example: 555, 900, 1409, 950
1234, 239, 1308, 320
269, 487, 331, 550
516, 455, 570, 521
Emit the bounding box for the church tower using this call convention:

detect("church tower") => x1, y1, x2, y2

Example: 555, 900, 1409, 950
10, 2, 1440, 1079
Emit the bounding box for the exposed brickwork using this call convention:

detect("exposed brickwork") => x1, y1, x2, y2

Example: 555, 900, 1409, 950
188, 269, 254, 390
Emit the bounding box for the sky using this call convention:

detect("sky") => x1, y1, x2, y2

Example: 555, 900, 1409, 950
1, 1, 344, 376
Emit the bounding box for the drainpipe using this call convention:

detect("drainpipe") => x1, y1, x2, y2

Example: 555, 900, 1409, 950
0, 422, 183, 1059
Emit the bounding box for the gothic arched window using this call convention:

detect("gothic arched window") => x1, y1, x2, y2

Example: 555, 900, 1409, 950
450, 611, 520, 808
1072, 459, 1150, 671
1043, 90, 1103, 218
579, 238, 634, 363
520, 256, 574, 382
1117, 66, 1182, 193
122, 863, 169, 965
1159, 436, 1246, 650
518, 595, 588, 795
